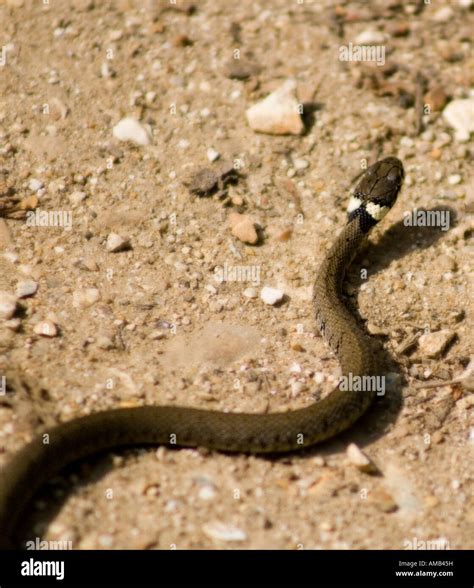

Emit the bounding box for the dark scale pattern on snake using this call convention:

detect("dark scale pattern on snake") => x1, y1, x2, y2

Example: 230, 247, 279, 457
0, 157, 404, 549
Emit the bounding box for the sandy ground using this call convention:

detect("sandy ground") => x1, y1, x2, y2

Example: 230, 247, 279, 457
0, 0, 473, 550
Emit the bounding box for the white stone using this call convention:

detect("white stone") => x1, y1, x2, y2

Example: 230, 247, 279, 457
443, 98, 474, 142
206, 147, 220, 162
243, 287, 257, 299
28, 178, 44, 191
293, 158, 309, 170
106, 233, 130, 252
33, 320, 57, 337
0, 291, 17, 319
198, 485, 216, 500
432, 6, 454, 22
418, 330, 456, 359
447, 174, 462, 185
72, 288, 100, 308
69, 191, 87, 204
112, 117, 151, 146
260, 286, 285, 305
354, 29, 386, 44
246, 79, 304, 135
202, 521, 247, 542
346, 443, 378, 473
16, 280, 38, 298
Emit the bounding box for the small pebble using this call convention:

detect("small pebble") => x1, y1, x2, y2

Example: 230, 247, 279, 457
432, 6, 454, 22
224, 59, 261, 80
28, 178, 44, 192
69, 190, 87, 204
106, 233, 130, 252
243, 287, 257, 299
443, 98, 474, 142
33, 320, 58, 337
424, 86, 449, 113
346, 443, 378, 474
418, 330, 456, 359
198, 485, 216, 501
293, 158, 309, 171
354, 29, 386, 44
246, 79, 304, 135
72, 288, 101, 308
96, 335, 115, 350
112, 117, 151, 146
202, 521, 247, 542
369, 488, 398, 513
228, 213, 258, 245
149, 330, 166, 340
98, 534, 114, 548
447, 174, 462, 185
260, 286, 284, 306
206, 147, 220, 162
16, 280, 38, 298
0, 291, 17, 319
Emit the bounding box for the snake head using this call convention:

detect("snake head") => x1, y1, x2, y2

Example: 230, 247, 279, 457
347, 157, 404, 231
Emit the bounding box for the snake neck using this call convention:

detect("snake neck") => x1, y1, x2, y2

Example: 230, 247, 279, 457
313, 218, 377, 377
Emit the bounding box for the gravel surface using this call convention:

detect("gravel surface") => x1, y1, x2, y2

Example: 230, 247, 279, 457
0, 0, 472, 550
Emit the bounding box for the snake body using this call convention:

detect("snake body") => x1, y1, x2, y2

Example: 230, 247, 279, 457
0, 157, 404, 548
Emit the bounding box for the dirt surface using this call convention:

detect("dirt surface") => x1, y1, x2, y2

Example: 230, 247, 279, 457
0, 0, 473, 550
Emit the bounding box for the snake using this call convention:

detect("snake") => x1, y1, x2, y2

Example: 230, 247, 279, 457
0, 156, 404, 549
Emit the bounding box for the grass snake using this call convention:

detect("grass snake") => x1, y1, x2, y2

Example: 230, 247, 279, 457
0, 156, 404, 548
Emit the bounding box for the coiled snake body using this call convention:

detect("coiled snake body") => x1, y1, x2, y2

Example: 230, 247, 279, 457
0, 157, 404, 548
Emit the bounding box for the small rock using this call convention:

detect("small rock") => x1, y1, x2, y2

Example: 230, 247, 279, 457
28, 178, 44, 192
388, 22, 411, 37
33, 320, 58, 337
16, 280, 38, 298
243, 287, 257, 299
267, 225, 293, 242
149, 330, 166, 340
4, 318, 20, 331
443, 98, 474, 142
418, 330, 456, 359
293, 158, 309, 171
228, 213, 258, 245
290, 381, 304, 396
346, 443, 378, 474
354, 29, 386, 44
224, 59, 261, 80
260, 286, 285, 306
72, 288, 101, 308
206, 147, 220, 162
424, 87, 448, 112
69, 191, 87, 205
202, 521, 247, 542
431, 430, 444, 444
109, 29, 123, 41
112, 117, 151, 146
198, 484, 216, 501
106, 233, 130, 252
366, 323, 388, 336
96, 335, 115, 350
98, 534, 114, 548
432, 6, 454, 22
448, 174, 462, 185
0, 291, 17, 319
246, 79, 304, 135
369, 488, 398, 513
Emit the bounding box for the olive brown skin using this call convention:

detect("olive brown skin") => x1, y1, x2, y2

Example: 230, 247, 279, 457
0, 157, 404, 549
